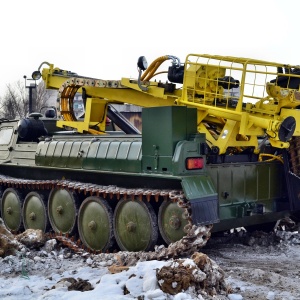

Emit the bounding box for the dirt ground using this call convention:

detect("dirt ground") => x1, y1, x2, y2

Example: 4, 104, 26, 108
203, 229, 300, 299
2, 222, 300, 299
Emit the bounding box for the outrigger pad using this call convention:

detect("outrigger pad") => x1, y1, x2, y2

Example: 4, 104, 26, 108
190, 195, 219, 226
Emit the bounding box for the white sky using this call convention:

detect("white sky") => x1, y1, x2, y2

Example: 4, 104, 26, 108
0, 0, 298, 96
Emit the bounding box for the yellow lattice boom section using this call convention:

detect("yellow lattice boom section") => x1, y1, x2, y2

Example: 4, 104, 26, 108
177, 54, 300, 153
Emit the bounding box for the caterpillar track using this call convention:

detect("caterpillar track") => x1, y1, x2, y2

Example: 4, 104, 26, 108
0, 174, 212, 257
289, 136, 300, 177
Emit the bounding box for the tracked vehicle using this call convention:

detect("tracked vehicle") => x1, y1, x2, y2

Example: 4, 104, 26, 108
1, 54, 300, 253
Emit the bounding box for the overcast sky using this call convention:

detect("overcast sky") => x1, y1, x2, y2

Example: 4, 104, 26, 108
0, 0, 298, 96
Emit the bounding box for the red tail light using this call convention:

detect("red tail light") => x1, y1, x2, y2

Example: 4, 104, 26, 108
186, 157, 204, 170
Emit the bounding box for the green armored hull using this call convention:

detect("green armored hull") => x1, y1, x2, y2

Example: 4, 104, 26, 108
0, 106, 297, 252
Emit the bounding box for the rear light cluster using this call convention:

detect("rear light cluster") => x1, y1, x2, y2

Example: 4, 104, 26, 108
185, 157, 204, 170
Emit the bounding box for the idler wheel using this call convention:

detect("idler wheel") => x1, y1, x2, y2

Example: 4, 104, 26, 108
113, 198, 158, 251
1, 188, 23, 232
22, 192, 49, 232
158, 200, 188, 244
48, 189, 78, 235
78, 196, 114, 251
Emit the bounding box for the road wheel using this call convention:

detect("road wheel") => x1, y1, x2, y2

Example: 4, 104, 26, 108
113, 198, 158, 251
23, 192, 49, 232
78, 196, 114, 251
1, 188, 23, 232
158, 200, 188, 244
48, 189, 78, 235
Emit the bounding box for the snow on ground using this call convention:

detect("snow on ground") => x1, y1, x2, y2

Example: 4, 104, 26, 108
0, 225, 230, 300
0, 260, 168, 300
0, 255, 230, 300
3, 225, 300, 299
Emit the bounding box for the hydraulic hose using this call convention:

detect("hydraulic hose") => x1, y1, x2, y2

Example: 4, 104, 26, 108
141, 56, 169, 81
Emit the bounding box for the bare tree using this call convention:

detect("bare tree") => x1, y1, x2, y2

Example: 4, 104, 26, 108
0, 81, 51, 119
35, 81, 51, 112
0, 81, 27, 119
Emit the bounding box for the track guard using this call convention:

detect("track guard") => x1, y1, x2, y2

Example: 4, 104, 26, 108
181, 175, 219, 225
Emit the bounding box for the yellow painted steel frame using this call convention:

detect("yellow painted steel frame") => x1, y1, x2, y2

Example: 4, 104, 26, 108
177, 54, 300, 153
57, 98, 108, 134
53, 76, 177, 134
39, 54, 300, 152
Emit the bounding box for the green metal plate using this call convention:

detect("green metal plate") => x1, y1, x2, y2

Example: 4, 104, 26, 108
114, 199, 157, 251
181, 175, 217, 201
78, 197, 113, 251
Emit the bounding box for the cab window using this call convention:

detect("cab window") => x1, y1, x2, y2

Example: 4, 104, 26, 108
0, 127, 14, 145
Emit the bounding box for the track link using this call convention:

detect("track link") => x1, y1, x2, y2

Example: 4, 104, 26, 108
289, 136, 300, 176
0, 174, 212, 257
